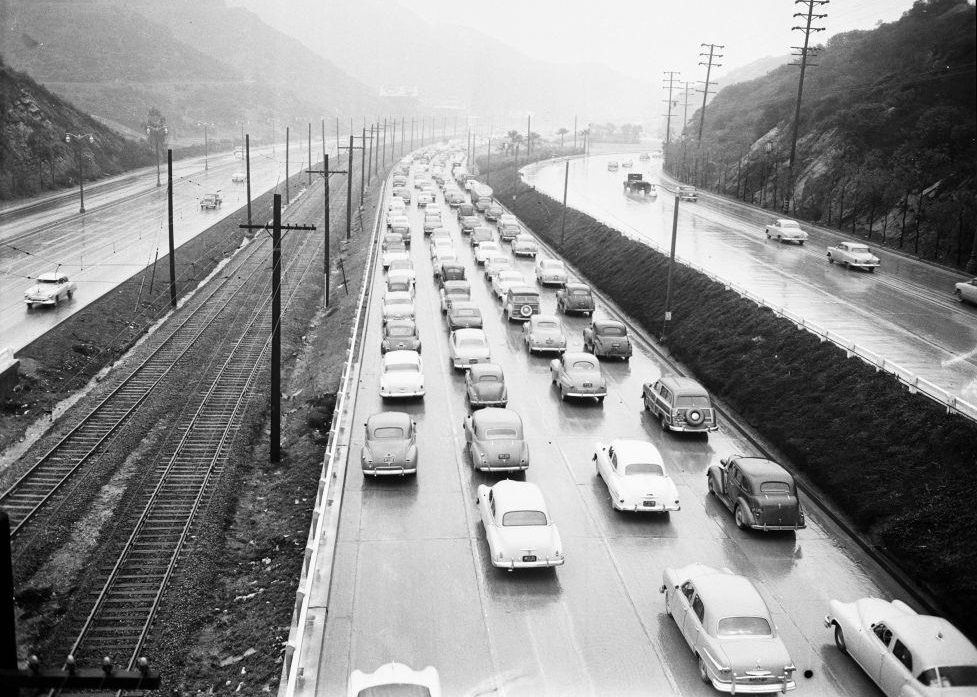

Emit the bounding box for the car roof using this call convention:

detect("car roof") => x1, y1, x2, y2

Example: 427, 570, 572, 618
594, 319, 626, 331
563, 351, 598, 365
609, 439, 663, 465
366, 411, 412, 431
508, 286, 539, 295
449, 301, 479, 312
680, 566, 769, 617
472, 407, 522, 428
564, 282, 590, 292
469, 363, 503, 379
491, 479, 547, 514
886, 614, 977, 669
659, 376, 708, 395
776, 218, 798, 225
36, 272, 64, 281
384, 291, 413, 302
453, 328, 485, 340
732, 457, 792, 482
531, 314, 559, 324
443, 280, 470, 290
383, 350, 421, 365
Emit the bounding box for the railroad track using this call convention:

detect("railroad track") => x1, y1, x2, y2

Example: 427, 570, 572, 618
53, 179, 342, 677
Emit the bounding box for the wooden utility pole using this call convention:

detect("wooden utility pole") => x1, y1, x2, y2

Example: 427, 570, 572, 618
338, 134, 364, 239
307, 143, 347, 308
307, 121, 312, 186
787, 0, 828, 212
697, 44, 724, 143
285, 126, 291, 205
167, 149, 176, 307
245, 134, 253, 231
662, 71, 680, 148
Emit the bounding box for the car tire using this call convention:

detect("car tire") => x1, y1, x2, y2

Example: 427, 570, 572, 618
560, 385, 567, 401
596, 396, 604, 404
664, 592, 672, 617
828, 256, 834, 264
697, 656, 710, 684
956, 289, 964, 302
67, 289, 73, 299
642, 395, 649, 410
659, 414, 668, 431
53, 295, 59, 307
799, 241, 805, 246
734, 505, 749, 530
834, 624, 848, 654
707, 476, 716, 495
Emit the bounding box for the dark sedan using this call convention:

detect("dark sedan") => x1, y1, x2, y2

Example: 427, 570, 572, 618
707, 456, 806, 531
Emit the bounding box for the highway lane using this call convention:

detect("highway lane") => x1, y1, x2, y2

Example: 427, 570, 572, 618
523, 155, 977, 408
310, 162, 913, 696
0, 142, 332, 352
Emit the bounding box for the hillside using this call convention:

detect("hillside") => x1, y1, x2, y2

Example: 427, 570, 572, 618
0, 59, 152, 200
1, 0, 377, 145
230, 0, 656, 126
669, 0, 977, 270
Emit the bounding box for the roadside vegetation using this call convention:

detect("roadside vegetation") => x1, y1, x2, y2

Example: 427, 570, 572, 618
482, 158, 977, 638
667, 0, 977, 271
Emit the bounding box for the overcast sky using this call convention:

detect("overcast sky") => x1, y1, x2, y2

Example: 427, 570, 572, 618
396, 0, 920, 82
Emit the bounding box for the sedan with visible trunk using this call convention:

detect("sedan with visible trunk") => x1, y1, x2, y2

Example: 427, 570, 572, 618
446, 301, 483, 330
477, 480, 564, 569
522, 315, 566, 354
381, 319, 421, 354
556, 282, 595, 315
448, 328, 491, 369
708, 456, 805, 531
549, 352, 606, 402
464, 407, 529, 473
360, 412, 418, 477
379, 350, 425, 399
583, 319, 633, 360
594, 439, 680, 513
465, 363, 508, 408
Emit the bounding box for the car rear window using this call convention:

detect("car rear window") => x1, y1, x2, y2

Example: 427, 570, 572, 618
456, 309, 479, 317
598, 326, 626, 336
483, 427, 518, 439
759, 481, 791, 494
478, 375, 500, 383
385, 363, 419, 373
357, 686, 431, 697
536, 321, 559, 330
511, 295, 539, 304
459, 337, 485, 348
387, 326, 414, 337
372, 427, 405, 439
624, 463, 664, 476
717, 617, 772, 637
675, 395, 710, 407
572, 360, 597, 370
571, 289, 590, 296
502, 510, 546, 526
542, 260, 564, 269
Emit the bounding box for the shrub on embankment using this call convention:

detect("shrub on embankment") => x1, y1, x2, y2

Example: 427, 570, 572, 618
482, 159, 977, 637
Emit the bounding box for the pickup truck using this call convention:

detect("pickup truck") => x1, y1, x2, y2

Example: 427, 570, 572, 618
827, 241, 880, 271
200, 192, 223, 209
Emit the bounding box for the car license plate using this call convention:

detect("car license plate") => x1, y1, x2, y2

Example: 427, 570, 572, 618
612, 343, 620, 348
383, 456, 394, 464
522, 555, 537, 563
642, 500, 656, 507
498, 453, 510, 460
583, 382, 593, 388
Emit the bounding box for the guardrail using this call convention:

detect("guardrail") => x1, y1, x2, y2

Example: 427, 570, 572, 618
518, 163, 977, 424
278, 175, 388, 696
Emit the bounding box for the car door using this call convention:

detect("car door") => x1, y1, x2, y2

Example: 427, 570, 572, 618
596, 446, 614, 490
725, 464, 744, 505
880, 636, 914, 697
678, 583, 703, 648
858, 622, 893, 687
463, 415, 474, 445
655, 384, 671, 418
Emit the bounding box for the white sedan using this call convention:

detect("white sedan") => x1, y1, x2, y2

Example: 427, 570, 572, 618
474, 241, 502, 265
535, 258, 568, 286
381, 291, 415, 323
378, 350, 425, 399
764, 218, 808, 244
417, 192, 435, 206
25, 272, 76, 308
476, 480, 564, 569
955, 278, 977, 304
448, 328, 490, 370
825, 597, 977, 696
594, 439, 680, 512
348, 663, 441, 697
493, 270, 526, 300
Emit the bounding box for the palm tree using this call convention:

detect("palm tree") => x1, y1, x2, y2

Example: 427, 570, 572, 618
557, 127, 569, 147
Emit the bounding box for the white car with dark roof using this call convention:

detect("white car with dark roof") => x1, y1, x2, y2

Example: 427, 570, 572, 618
476, 480, 564, 569
661, 564, 797, 693
594, 439, 680, 513
825, 597, 977, 696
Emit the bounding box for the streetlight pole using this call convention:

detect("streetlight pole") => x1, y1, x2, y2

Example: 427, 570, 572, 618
64, 132, 94, 213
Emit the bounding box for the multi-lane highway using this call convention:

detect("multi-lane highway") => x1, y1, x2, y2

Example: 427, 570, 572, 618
0, 143, 303, 352
302, 156, 917, 696
523, 155, 977, 409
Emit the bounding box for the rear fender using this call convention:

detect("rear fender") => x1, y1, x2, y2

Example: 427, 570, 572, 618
735, 497, 756, 525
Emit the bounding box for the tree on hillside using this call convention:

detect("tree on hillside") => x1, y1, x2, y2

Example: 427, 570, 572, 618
144, 107, 168, 187
557, 127, 569, 147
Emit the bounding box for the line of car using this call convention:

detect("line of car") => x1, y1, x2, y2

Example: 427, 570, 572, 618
350, 148, 977, 696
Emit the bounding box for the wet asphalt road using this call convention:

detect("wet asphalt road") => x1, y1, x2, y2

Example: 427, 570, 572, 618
523, 155, 977, 409
310, 162, 907, 696
0, 144, 308, 352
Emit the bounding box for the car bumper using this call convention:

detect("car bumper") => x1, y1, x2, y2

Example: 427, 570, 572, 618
564, 305, 595, 314
848, 262, 880, 268
711, 678, 796, 694
475, 463, 529, 473
453, 357, 488, 369
615, 500, 681, 512
596, 347, 632, 358
564, 390, 608, 398
777, 235, 807, 242
667, 422, 718, 432
529, 341, 565, 353
380, 388, 425, 398
750, 522, 806, 531
25, 297, 56, 305
491, 556, 565, 569
514, 249, 537, 256
362, 465, 417, 476
538, 276, 567, 285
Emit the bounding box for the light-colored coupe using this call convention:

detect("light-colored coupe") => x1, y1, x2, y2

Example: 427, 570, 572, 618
535, 258, 568, 286
464, 408, 529, 473
347, 663, 442, 697
360, 412, 417, 477
764, 219, 808, 244
379, 350, 425, 399
448, 328, 491, 370
549, 352, 607, 402
827, 241, 880, 271
594, 439, 680, 512
476, 480, 564, 569
24, 272, 76, 308
522, 315, 567, 354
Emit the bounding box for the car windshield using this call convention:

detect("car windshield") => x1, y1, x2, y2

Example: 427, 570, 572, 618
385, 363, 419, 373
356, 686, 431, 697
502, 510, 547, 526
483, 427, 518, 439
372, 426, 405, 439
447, 287, 467, 296
849, 245, 870, 252
385, 299, 412, 308
387, 326, 414, 337
389, 261, 412, 272
624, 463, 664, 476
38, 278, 60, 284
918, 666, 977, 687
717, 617, 772, 637
759, 481, 791, 493
598, 326, 626, 337
572, 360, 597, 371
675, 395, 711, 407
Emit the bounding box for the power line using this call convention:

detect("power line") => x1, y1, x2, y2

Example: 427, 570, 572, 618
697, 43, 724, 144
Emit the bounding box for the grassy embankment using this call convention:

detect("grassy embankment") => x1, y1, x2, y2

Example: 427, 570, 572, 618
482, 157, 977, 637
